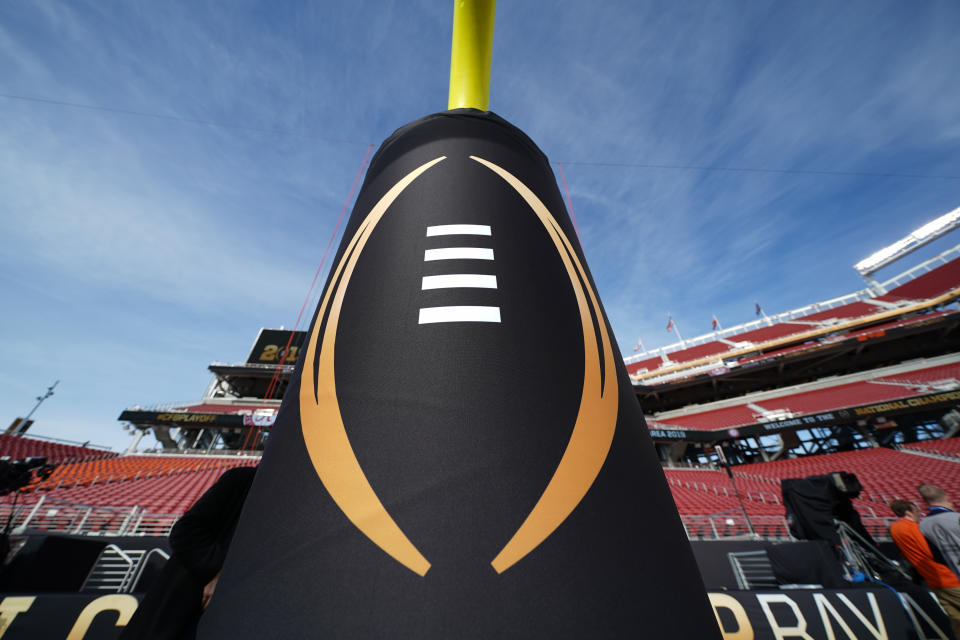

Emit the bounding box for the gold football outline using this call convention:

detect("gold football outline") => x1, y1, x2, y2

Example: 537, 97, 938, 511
299, 154, 618, 577
300, 156, 445, 577
470, 156, 618, 573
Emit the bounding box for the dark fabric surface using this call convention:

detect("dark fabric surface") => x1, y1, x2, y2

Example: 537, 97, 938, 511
691, 540, 768, 590
201, 109, 720, 639
169, 466, 258, 584
0, 535, 106, 592
119, 466, 256, 640
766, 540, 848, 587
117, 558, 202, 640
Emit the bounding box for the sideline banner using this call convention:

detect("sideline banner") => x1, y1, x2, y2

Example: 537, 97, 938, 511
200, 110, 720, 638
0, 588, 952, 639
709, 588, 954, 640
0, 594, 139, 640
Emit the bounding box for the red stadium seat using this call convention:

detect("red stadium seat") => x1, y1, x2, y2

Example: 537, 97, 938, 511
0, 434, 116, 465
902, 439, 960, 460
657, 359, 959, 431
887, 257, 960, 299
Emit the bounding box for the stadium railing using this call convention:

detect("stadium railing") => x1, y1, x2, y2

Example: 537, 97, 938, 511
678, 511, 895, 541
1, 496, 180, 537
0, 496, 897, 543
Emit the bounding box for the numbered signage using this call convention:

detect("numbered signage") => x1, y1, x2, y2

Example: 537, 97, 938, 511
245, 329, 306, 365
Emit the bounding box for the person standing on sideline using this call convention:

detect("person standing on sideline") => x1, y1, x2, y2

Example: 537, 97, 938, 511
918, 484, 960, 579
889, 499, 960, 637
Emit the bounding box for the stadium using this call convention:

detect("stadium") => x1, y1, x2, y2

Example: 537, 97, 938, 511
2, 205, 959, 636
3, 2, 960, 639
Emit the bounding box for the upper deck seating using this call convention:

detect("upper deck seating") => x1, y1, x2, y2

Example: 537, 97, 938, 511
656, 360, 959, 431
765, 380, 916, 415
658, 405, 767, 430
626, 356, 663, 375
657, 381, 913, 430
798, 301, 882, 323
731, 323, 810, 344
875, 362, 960, 386
735, 342, 816, 366
664, 341, 731, 364
887, 257, 960, 299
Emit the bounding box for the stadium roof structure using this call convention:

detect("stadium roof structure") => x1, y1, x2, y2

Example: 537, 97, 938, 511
637, 306, 960, 413
117, 328, 300, 452
854, 205, 960, 277
650, 353, 960, 435
629, 232, 960, 466
645, 352, 960, 465
118, 396, 280, 452
206, 361, 294, 399
626, 243, 960, 390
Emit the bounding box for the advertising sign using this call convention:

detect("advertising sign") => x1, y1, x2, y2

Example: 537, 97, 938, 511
245, 329, 307, 365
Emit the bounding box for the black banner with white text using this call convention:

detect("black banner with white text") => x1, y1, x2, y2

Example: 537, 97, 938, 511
0, 588, 952, 639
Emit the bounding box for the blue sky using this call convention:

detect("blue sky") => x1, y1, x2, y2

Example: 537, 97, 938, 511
1, 0, 959, 450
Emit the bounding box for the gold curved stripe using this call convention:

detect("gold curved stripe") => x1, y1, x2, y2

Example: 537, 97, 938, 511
300, 156, 446, 577
471, 156, 619, 574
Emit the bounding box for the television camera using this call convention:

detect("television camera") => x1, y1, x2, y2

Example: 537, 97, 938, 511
0, 457, 55, 496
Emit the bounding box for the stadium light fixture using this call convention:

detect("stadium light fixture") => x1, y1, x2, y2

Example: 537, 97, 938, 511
855, 205, 960, 276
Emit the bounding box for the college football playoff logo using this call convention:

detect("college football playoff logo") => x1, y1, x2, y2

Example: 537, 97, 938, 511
299, 156, 618, 576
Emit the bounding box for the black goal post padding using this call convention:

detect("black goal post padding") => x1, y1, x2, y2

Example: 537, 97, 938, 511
200, 110, 720, 639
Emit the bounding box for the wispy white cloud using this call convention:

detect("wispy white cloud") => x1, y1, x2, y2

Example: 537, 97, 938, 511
490, 0, 960, 348
1, 0, 959, 447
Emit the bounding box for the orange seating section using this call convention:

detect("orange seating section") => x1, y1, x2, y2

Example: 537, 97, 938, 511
32, 464, 256, 513
2, 446, 956, 542
31, 456, 255, 498
35, 455, 236, 489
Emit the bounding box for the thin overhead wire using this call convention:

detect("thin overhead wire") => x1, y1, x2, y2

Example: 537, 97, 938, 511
555, 162, 582, 244
241, 143, 374, 452
3, 92, 958, 181
554, 159, 960, 181
0, 92, 371, 146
